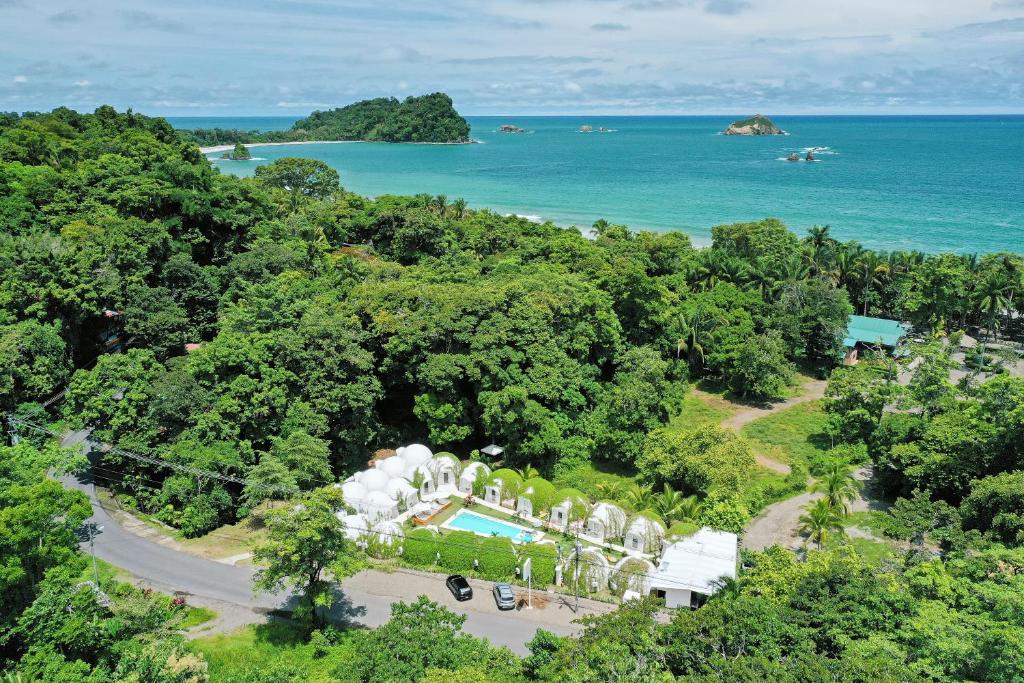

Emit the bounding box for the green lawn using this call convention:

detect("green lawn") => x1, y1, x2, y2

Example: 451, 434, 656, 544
552, 461, 637, 500
190, 621, 357, 683
740, 400, 833, 472
665, 387, 739, 433
824, 535, 898, 567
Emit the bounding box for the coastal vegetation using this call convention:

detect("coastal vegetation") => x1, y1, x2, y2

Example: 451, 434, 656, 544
182, 93, 471, 146
222, 142, 252, 160
722, 113, 786, 135
2, 104, 1024, 681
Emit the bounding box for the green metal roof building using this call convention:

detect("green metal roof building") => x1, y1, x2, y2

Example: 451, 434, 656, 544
842, 315, 909, 349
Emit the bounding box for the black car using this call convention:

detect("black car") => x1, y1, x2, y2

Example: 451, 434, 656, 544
446, 574, 473, 601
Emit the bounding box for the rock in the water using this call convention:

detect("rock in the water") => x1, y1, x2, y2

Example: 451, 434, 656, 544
805, 150, 816, 161
499, 124, 526, 133
787, 152, 800, 162
723, 114, 785, 136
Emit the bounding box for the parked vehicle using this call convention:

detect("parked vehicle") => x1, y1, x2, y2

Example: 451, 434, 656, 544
492, 582, 516, 610
446, 574, 473, 601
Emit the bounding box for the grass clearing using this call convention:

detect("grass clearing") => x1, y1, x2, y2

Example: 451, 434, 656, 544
824, 535, 898, 567
666, 388, 740, 432
179, 606, 218, 629
189, 620, 357, 683
740, 400, 832, 471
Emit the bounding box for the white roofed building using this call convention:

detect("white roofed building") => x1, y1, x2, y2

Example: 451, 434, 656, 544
648, 528, 737, 609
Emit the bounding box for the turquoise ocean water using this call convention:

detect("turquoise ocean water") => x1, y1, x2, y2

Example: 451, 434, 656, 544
170, 116, 1024, 254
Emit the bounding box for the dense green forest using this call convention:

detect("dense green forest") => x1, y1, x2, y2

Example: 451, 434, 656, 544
2, 106, 1024, 681
181, 93, 471, 146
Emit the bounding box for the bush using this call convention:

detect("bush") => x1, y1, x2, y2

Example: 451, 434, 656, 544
403, 528, 441, 566
476, 536, 517, 580
437, 531, 480, 573
519, 542, 558, 587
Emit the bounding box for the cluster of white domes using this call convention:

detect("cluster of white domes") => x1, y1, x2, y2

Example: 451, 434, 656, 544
339, 444, 482, 523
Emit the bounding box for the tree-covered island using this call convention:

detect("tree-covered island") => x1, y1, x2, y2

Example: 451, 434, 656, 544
184, 92, 471, 146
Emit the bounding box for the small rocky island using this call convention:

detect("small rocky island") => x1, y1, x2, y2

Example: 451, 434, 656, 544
221, 142, 252, 160
723, 114, 786, 136
498, 124, 526, 133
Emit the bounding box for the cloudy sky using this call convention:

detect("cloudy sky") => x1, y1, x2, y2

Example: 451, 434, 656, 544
2, 0, 1022, 115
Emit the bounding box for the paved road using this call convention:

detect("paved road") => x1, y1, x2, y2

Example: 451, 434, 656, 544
61, 431, 602, 654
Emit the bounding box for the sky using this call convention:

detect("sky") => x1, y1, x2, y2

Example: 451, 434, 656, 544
2, 0, 1023, 116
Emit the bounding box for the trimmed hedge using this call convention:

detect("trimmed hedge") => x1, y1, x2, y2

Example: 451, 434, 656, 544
519, 542, 558, 586
438, 531, 480, 573
403, 528, 441, 566
477, 536, 517, 579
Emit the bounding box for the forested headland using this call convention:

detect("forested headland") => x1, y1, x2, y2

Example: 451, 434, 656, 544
3, 106, 1024, 681
180, 93, 471, 146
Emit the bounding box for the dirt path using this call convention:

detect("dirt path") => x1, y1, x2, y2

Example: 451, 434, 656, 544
708, 377, 827, 476
742, 466, 881, 551
720, 378, 827, 431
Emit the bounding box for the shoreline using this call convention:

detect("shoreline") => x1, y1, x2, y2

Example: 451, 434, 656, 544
199, 139, 477, 154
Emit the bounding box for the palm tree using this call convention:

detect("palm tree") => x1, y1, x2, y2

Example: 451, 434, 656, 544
977, 273, 1009, 347
652, 483, 685, 523
798, 498, 846, 550
594, 481, 625, 500
621, 485, 655, 513
674, 307, 723, 376
708, 574, 744, 600
813, 464, 862, 514
653, 484, 703, 524
451, 197, 468, 220
432, 194, 448, 218
853, 251, 889, 316
677, 494, 703, 523
516, 464, 540, 481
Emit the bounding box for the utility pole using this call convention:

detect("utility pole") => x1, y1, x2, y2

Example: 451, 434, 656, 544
89, 522, 103, 589
574, 524, 581, 614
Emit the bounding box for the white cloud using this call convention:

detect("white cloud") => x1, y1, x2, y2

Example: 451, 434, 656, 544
1, 0, 1020, 114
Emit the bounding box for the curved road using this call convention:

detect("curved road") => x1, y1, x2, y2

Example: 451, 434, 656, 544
62, 431, 606, 654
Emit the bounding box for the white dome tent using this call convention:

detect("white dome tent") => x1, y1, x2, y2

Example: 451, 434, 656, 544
429, 453, 460, 490
624, 514, 666, 554
459, 462, 491, 494
586, 502, 628, 542
385, 477, 419, 512
401, 444, 433, 467
336, 443, 461, 523
337, 512, 370, 541
371, 520, 405, 546
376, 456, 407, 479
610, 556, 656, 597
358, 468, 390, 492
340, 481, 367, 508
563, 547, 610, 593
362, 490, 399, 522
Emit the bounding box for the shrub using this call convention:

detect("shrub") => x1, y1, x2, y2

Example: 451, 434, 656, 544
476, 536, 517, 580
519, 542, 558, 587
403, 529, 441, 566
437, 531, 480, 573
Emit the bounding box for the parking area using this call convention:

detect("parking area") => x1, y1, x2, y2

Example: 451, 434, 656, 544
340, 567, 616, 651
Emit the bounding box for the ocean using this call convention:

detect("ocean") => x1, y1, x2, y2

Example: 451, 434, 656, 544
169, 115, 1024, 254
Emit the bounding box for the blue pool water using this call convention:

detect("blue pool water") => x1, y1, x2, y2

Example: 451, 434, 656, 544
446, 510, 537, 543
177, 115, 1024, 254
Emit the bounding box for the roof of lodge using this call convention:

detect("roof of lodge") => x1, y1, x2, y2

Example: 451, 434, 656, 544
843, 315, 909, 349
648, 527, 737, 595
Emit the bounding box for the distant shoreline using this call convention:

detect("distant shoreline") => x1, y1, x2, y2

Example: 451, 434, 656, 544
199, 139, 477, 154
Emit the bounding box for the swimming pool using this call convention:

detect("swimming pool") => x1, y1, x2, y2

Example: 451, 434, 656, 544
443, 510, 542, 544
